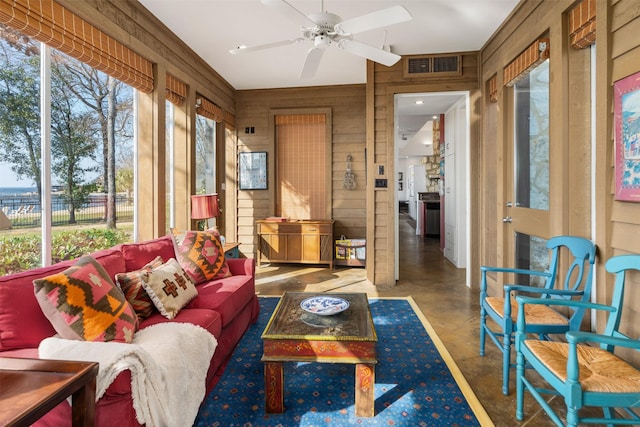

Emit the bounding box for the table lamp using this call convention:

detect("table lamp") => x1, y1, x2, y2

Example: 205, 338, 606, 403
191, 194, 219, 230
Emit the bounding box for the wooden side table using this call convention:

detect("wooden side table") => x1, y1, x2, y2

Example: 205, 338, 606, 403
0, 357, 99, 427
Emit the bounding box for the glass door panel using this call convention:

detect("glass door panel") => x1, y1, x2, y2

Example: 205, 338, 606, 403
514, 59, 549, 211
506, 59, 550, 266
514, 232, 548, 286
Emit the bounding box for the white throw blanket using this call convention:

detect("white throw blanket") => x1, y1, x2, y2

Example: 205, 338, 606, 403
39, 322, 217, 427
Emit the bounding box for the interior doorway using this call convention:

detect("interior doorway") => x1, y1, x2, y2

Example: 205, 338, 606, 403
394, 92, 470, 284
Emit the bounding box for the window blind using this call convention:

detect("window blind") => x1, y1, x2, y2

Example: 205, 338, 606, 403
195, 93, 224, 122
0, 0, 154, 92
275, 114, 327, 219
503, 38, 550, 87
569, 0, 596, 49
166, 73, 186, 106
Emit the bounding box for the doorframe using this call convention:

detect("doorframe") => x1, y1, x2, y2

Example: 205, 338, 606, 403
391, 89, 471, 284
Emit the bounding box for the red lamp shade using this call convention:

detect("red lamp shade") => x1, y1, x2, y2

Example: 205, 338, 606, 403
191, 194, 219, 220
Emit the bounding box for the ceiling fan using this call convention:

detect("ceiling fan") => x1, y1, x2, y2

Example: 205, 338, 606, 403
229, 0, 412, 79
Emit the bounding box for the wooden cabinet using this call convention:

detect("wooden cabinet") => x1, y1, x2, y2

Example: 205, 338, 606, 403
256, 220, 334, 268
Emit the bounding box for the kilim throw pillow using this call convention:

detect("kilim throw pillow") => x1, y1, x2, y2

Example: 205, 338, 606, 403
170, 228, 231, 285
115, 256, 164, 320
140, 258, 198, 319
33, 256, 138, 343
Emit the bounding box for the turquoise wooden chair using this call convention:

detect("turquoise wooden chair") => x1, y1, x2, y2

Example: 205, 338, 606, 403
515, 254, 640, 426
479, 235, 597, 395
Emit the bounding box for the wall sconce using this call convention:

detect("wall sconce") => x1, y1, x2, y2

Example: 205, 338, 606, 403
191, 193, 219, 230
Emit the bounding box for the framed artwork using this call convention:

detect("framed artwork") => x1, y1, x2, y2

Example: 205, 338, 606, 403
239, 151, 268, 190
615, 71, 640, 202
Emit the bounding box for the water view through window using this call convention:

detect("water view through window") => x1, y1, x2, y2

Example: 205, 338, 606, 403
0, 23, 135, 273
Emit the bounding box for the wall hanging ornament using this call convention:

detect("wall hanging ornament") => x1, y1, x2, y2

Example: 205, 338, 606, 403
343, 154, 356, 190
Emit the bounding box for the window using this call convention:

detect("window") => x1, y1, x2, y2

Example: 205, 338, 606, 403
195, 114, 216, 228
166, 100, 175, 229
164, 73, 187, 231
514, 59, 550, 211
195, 115, 216, 195
0, 23, 135, 272
515, 233, 549, 286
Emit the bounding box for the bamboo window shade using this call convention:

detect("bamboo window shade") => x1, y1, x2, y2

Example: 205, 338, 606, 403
488, 75, 498, 103
0, 0, 153, 92
503, 38, 550, 87
195, 94, 224, 122
568, 0, 596, 49
275, 114, 327, 220
166, 74, 186, 106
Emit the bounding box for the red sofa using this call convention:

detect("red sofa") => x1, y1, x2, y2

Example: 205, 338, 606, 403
0, 235, 260, 426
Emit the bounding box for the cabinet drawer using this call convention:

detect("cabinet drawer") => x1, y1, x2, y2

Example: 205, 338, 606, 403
258, 223, 280, 234
300, 224, 331, 234
259, 222, 332, 235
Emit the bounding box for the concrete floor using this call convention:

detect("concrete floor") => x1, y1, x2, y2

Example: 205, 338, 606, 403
253, 212, 590, 426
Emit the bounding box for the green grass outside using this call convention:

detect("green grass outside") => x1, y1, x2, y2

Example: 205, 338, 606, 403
0, 222, 134, 275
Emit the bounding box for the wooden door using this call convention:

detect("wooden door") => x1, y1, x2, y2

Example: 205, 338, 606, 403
503, 59, 551, 280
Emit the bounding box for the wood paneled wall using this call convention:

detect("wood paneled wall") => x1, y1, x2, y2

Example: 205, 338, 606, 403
606, 0, 640, 355
480, 0, 640, 346
368, 53, 480, 286
234, 85, 366, 258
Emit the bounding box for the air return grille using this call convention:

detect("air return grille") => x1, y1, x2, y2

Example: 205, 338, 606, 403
404, 54, 462, 78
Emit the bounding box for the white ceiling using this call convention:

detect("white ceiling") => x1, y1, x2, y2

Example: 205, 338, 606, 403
138, 0, 520, 91
395, 91, 464, 154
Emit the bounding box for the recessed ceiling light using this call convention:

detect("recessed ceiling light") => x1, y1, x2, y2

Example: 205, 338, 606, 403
433, 115, 438, 119
415, 100, 423, 105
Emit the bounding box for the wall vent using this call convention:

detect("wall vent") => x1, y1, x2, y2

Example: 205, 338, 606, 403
404, 54, 462, 78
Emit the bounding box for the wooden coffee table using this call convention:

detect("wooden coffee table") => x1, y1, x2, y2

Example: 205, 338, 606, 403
0, 357, 99, 427
261, 292, 377, 417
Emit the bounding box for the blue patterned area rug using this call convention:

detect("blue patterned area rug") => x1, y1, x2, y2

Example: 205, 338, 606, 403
195, 296, 492, 427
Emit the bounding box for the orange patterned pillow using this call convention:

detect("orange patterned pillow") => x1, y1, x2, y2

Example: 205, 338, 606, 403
170, 229, 231, 285
115, 256, 164, 320
33, 256, 138, 343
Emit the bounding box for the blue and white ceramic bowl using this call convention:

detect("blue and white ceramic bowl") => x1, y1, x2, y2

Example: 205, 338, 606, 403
300, 296, 350, 316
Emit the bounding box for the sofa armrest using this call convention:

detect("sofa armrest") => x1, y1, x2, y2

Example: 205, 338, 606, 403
227, 258, 255, 277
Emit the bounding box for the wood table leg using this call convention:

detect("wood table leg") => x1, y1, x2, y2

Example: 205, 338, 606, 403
355, 363, 375, 417
71, 375, 96, 427
264, 361, 284, 413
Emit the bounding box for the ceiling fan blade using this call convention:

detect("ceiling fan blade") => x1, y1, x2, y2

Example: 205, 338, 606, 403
336, 5, 412, 35
261, 0, 317, 27
338, 39, 401, 67
229, 38, 302, 55
300, 47, 325, 79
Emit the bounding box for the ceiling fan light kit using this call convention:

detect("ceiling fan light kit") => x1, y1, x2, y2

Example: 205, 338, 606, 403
229, 0, 412, 79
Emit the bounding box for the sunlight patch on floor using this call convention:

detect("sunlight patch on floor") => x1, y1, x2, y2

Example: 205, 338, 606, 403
255, 266, 329, 285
